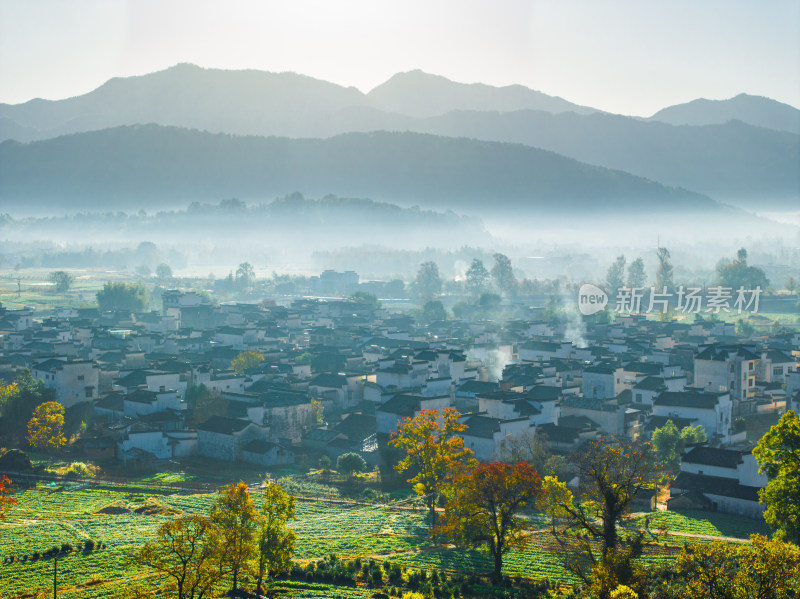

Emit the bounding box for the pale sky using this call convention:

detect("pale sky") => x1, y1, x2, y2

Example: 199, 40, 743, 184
1, 0, 798, 116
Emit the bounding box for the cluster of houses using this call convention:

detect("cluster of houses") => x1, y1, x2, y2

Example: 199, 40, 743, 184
0, 289, 798, 520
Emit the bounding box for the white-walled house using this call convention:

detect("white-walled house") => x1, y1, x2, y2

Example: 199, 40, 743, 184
694, 344, 759, 402
670, 445, 767, 518
197, 416, 268, 461
376, 393, 451, 436
652, 390, 732, 444
460, 414, 533, 462
32, 358, 99, 408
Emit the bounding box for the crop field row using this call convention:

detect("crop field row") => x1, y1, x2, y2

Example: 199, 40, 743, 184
0, 484, 765, 597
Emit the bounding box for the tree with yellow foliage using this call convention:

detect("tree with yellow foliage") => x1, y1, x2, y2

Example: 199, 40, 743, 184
27, 401, 66, 452
230, 351, 265, 375
391, 408, 476, 532
209, 481, 259, 593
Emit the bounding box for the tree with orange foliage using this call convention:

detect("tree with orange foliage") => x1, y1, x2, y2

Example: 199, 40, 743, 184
439, 462, 541, 580
0, 475, 16, 519
391, 408, 476, 532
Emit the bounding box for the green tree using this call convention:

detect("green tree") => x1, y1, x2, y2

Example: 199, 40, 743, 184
717, 248, 769, 291
155, 263, 173, 283
479, 292, 501, 310
185, 384, 226, 426
209, 481, 259, 593
415, 261, 442, 299
652, 420, 707, 472
230, 350, 265, 375
391, 408, 476, 532
310, 399, 324, 426
337, 452, 367, 477
439, 461, 542, 580
96, 281, 148, 312
752, 410, 800, 544
491, 253, 517, 296
133, 515, 221, 599
255, 482, 297, 594
348, 290, 380, 308
27, 401, 66, 452
655, 247, 674, 293
626, 257, 646, 288
235, 262, 255, 291
465, 258, 490, 297
606, 255, 626, 297
421, 299, 447, 323
49, 270, 73, 293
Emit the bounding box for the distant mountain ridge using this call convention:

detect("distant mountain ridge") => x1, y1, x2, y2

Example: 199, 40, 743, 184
1, 64, 797, 209
650, 93, 800, 134
366, 69, 598, 118
0, 124, 719, 216
0, 63, 598, 142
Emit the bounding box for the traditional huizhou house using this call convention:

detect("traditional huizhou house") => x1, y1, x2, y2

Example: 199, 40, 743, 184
669, 444, 767, 518
240, 440, 295, 467
459, 413, 533, 462
32, 358, 99, 408
652, 389, 732, 445
694, 344, 759, 402
196, 415, 267, 462
375, 393, 451, 439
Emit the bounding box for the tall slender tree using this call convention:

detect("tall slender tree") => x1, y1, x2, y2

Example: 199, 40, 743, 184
209, 481, 259, 593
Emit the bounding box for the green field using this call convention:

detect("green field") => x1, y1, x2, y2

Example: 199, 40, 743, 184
0, 476, 769, 598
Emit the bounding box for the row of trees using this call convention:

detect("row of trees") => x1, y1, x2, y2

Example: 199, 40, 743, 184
414, 254, 518, 300
389, 408, 662, 587
133, 481, 296, 598
389, 407, 800, 595
605, 246, 770, 297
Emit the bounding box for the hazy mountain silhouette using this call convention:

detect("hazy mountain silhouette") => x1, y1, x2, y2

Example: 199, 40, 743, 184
366, 69, 598, 118
0, 63, 370, 140
0, 64, 597, 142
0, 125, 718, 216
650, 93, 800, 134
1, 65, 795, 208
407, 111, 799, 206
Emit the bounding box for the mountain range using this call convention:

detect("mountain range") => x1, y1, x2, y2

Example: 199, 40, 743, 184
0, 125, 718, 216
0, 63, 797, 212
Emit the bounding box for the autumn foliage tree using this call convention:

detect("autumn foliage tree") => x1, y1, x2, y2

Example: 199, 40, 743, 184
391, 408, 476, 531
0, 476, 16, 520
556, 437, 658, 596
256, 481, 297, 594
230, 350, 265, 375
675, 535, 800, 599
133, 515, 221, 599
209, 481, 259, 593
439, 461, 541, 580
27, 401, 66, 451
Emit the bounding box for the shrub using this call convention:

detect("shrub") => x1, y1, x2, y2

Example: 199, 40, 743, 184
61, 543, 73, 553
84, 539, 95, 551
62, 462, 98, 478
